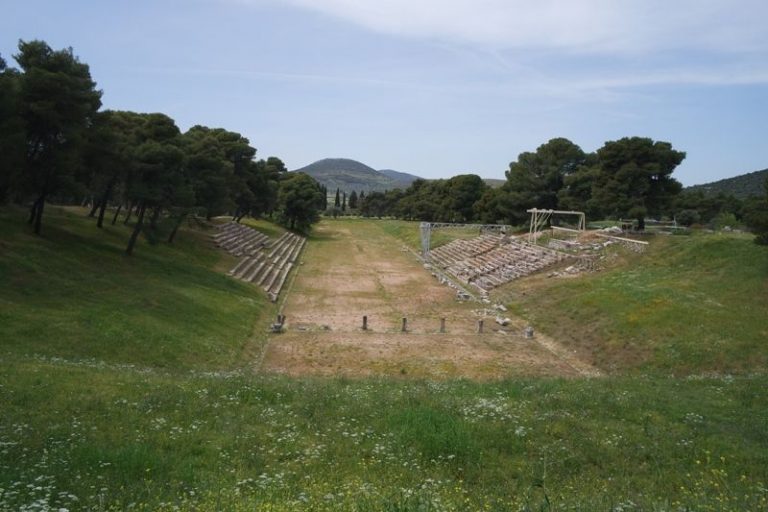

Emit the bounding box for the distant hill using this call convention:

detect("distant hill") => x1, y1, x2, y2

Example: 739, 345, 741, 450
292, 158, 421, 193
377, 169, 421, 187
686, 168, 768, 199
483, 178, 506, 188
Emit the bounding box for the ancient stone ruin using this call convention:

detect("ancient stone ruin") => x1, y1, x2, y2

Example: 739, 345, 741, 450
428, 234, 568, 292
213, 222, 306, 301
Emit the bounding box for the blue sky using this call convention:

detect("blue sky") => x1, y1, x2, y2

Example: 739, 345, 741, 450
3, 0, 766, 185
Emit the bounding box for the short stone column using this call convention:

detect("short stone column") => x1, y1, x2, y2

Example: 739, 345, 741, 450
362, 315, 368, 331
401, 317, 408, 332
477, 319, 484, 334
439, 317, 446, 333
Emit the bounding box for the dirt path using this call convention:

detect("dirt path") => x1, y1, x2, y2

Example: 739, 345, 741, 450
261, 220, 599, 379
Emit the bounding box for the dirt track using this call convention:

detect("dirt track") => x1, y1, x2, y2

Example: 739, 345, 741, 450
261, 220, 597, 379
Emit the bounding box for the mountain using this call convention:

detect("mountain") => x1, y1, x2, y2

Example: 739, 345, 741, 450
292, 158, 421, 193
686, 168, 768, 199
377, 169, 421, 187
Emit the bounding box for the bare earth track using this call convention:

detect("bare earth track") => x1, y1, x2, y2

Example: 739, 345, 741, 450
261, 220, 599, 379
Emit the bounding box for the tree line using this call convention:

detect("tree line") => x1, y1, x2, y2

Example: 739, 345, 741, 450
0, 40, 325, 254
355, 137, 768, 242
2, 40, 765, 248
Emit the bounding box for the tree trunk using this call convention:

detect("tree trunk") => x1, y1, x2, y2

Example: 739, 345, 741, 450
167, 213, 186, 244
637, 217, 646, 231
33, 195, 45, 235
96, 201, 108, 228
123, 200, 135, 225
88, 201, 99, 217
96, 181, 115, 228
111, 203, 123, 225
126, 202, 146, 256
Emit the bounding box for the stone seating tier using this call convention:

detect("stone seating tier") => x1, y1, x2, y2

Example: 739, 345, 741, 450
213, 222, 307, 301
429, 235, 570, 291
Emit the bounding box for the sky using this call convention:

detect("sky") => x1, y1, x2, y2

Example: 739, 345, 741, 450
2, 0, 767, 186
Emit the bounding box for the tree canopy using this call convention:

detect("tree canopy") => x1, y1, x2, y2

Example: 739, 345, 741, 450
277, 173, 325, 231
0, 39, 323, 255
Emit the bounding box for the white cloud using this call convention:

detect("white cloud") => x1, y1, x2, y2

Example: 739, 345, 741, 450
276, 0, 768, 54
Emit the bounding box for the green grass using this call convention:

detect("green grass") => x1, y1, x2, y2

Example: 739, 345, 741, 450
1, 360, 766, 511
1, 210, 767, 510
0, 206, 272, 370
238, 216, 288, 238
376, 219, 492, 252
504, 232, 768, 374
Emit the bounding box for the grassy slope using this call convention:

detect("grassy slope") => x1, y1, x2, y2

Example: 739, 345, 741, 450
502, 233, 768, 375
0, 207, 271, 370
1, 213, 767, 510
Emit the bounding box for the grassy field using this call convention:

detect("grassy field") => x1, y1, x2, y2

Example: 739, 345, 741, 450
1, 210, 767, 511
499, 232, 768, 375
376, 219, 497, 252
2, 359, 767, 511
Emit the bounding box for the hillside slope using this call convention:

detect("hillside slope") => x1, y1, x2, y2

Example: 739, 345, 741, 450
377, 168, 420, 187
501, 232, 768, 374
686, 168, 768, 198
0, 206, 271, 370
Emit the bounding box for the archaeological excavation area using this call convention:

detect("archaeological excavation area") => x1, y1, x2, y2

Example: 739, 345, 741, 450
225, 219, 601, 380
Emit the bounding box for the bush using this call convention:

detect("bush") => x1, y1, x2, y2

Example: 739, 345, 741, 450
676, 209, 700, 227
712, 212, 739, 230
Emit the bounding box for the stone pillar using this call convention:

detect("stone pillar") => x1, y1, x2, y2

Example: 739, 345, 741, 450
362, 315, 368, 331
401, 317, 408, 332
524, 326, 534, 339
477, 319, 484, 334
439, 317, 446, 333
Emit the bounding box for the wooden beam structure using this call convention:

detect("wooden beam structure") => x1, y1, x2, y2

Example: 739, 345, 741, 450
526, 208, 585, 245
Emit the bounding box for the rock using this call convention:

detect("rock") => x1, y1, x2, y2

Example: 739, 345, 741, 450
495, 316, 511, 326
